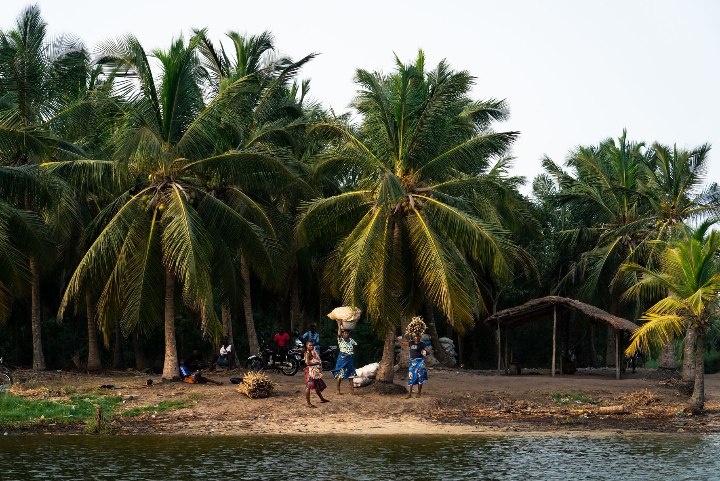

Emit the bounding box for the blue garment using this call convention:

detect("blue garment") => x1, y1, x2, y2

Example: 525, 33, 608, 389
332, 352, 357, 379
179, 364, 191, 379
302, 331, 320, 353
407, 357, 428, 386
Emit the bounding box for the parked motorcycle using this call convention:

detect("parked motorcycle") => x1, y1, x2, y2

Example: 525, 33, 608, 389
0, 356, 14, 391
245, 338, 299, 376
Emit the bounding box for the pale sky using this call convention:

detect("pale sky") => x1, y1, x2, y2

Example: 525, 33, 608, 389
2, 0, 718, 193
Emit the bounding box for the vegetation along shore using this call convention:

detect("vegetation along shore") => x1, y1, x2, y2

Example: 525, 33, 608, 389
1, 4, 719, 432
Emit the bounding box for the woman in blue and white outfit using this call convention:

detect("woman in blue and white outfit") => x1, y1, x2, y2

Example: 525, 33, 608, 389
407, 334, 428, 398
333, 319, 357, 395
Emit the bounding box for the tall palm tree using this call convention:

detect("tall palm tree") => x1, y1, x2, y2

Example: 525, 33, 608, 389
58, 33, 288, 379
544, 131, 658, 366
622, 224, 720, 412
0, 5, 88, 369
297, 52, 528, 383
196, 29, 314, 357
640, 142, 718, 379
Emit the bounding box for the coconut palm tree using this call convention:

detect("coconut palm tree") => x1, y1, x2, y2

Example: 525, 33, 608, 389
0, 5, 91, 369
297, 52, 529, 383
546, 135, 718, 369
622, 223, 720, 412
57, 33, 291, 379
196, 29, 315, 357
639, 142, 719, 379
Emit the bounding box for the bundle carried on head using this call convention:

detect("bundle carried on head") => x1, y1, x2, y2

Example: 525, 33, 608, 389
327, 306, 361, 322
237, 371, 274, 399
405, 316, 427, 338
327, 306, 362, 330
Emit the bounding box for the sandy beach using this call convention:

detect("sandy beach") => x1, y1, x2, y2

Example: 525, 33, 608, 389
6, 366, 720, 436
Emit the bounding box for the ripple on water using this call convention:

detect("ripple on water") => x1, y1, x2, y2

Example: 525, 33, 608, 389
0, 434, 716, 480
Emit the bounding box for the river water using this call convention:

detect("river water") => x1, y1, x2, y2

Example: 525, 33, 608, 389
0, 433, 717, 480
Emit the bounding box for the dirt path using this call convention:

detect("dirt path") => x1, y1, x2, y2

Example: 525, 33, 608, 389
7, 367, 720, 435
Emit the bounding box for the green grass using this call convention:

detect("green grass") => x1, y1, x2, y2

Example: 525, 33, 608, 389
0, 393, 122, 426
548, 391, 598, 406
121, 400, 188, 417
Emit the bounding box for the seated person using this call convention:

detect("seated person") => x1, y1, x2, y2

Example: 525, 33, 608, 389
216, 343, 232, 369
187, 349, 206, 372
273, 327, 290, 361
179, 359, 222, 385
301, 325, 320, 355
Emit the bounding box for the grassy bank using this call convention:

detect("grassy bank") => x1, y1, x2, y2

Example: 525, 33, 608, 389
0, 392, 187, 430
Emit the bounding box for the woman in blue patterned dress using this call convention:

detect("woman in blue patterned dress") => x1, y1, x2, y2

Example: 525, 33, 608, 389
333, 320, 357, 395
407, 334, 428, 398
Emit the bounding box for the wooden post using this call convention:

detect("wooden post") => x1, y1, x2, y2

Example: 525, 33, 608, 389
504, 329, 509, 373
552, 305, 557, 377
496, 325, 502, 371
615, 329, 621, 380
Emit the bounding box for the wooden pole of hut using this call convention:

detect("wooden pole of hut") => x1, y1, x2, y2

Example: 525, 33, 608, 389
615, 329, 621, 380
550, 304, 557, 377
496, 325, 502, 372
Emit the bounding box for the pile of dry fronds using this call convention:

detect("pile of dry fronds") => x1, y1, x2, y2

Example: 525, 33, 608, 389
237, 371, 274, 399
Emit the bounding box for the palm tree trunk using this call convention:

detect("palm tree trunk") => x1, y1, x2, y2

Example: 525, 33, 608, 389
682, 326, 697, 382
241, 256, 260, 355
85, 291, 101, 371
221, 303, 239, 367
29, 258, 46, 370
290, 280, 301, 335
376, 324, 397, 383
162, 267, 179, 380
398, 315, 411, 371
690, 331, 705, 412
659, 342, 676, 371
133, 331, 149, 371
112, 318, 126, 369
426, 306, 453, 367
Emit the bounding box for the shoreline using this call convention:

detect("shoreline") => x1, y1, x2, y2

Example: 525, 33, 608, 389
4, 367, 720, 436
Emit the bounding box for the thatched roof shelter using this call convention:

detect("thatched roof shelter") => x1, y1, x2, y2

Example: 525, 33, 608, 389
485, 296, 639, 332
485, 296, 639, 380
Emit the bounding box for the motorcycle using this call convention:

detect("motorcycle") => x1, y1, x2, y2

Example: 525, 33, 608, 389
291, 332, 338, 371
0, 356, 14, 391
245, 338, 299, 376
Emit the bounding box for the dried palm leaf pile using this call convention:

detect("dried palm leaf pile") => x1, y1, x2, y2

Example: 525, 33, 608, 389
237, 371, 274, 399
405, 316, 427, 338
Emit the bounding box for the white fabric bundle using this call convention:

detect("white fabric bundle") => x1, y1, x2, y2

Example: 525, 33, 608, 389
327, 306, 361, 322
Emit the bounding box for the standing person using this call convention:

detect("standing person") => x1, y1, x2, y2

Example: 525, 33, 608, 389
301, 324, 320, 355
333, 320, 357, 395
407, 335, 428, 398
273, 327, 290, 361
304, 340, 329, 407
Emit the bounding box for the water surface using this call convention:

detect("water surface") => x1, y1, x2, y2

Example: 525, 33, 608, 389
0, 433, 716, 480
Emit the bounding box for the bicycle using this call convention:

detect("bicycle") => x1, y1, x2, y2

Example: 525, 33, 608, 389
0, 356, 13, 391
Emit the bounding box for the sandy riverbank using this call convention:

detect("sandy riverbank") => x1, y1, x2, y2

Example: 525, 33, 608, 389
5, 367, 720, 435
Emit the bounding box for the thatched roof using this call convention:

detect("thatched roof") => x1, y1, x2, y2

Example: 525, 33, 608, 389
485, 296, 639, 332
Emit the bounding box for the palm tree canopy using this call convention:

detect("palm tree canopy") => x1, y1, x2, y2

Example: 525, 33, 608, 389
622, 225, 720, 355
298, 51, 532, 332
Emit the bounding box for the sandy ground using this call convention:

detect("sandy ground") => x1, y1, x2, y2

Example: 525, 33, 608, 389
7, 366, 720, 435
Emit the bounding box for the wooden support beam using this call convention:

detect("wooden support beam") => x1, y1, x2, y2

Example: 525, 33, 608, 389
504, 329, 509, 373
615, 329, 621, 380
552, 305, 557, 377
496, 325, 502, 372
